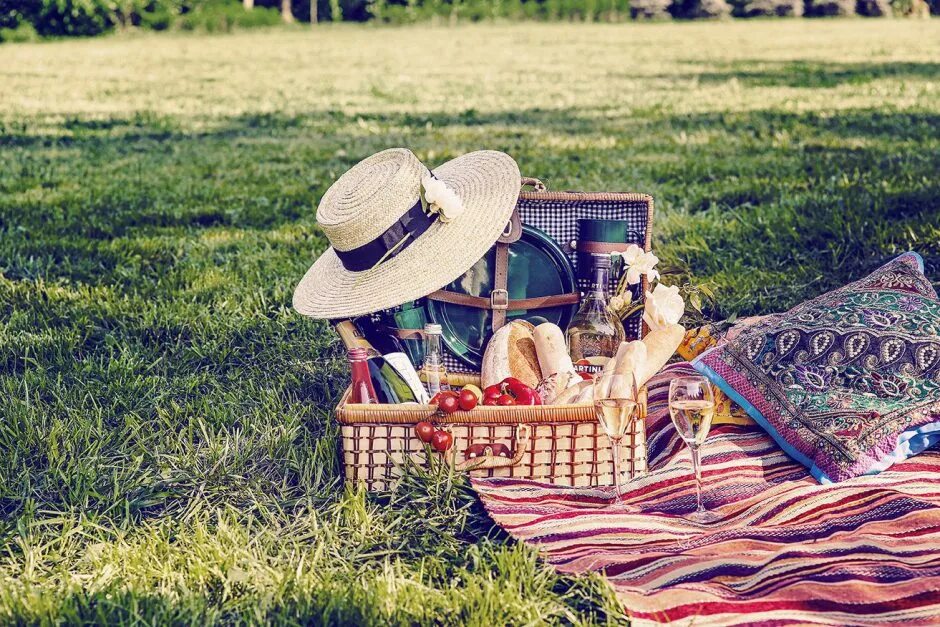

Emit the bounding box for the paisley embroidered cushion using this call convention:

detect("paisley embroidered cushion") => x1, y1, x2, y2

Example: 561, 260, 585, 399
694, 252, 940, 483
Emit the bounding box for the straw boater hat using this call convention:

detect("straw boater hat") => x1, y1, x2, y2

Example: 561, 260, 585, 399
293, 148, 521, 319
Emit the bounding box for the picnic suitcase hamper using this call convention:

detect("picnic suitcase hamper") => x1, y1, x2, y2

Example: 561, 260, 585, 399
336, 179, 655, 490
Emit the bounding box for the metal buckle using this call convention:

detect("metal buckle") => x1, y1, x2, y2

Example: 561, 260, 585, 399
490, 289, 509, 310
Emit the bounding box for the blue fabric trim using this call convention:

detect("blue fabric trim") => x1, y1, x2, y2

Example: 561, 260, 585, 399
692, 360, 833, 483
905, 250, 926, 273
866, 422, 940, 476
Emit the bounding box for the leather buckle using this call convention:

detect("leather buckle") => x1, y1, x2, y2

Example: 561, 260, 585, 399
490, 289, 509, 310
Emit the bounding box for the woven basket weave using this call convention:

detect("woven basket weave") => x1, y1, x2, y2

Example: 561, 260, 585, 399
337, 180, 655, 491
337, 374, 648, 491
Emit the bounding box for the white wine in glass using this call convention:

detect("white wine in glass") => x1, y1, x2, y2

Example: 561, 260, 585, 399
669, 399, 715, 446
593, 372, 639, 509
668, 376, 718, 523
596, 398, 638, 440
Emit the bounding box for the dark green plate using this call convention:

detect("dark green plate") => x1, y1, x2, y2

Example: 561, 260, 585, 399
428, 225, 578, 369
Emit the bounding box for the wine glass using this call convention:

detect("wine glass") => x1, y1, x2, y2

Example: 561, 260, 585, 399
593, 371, 640, 509
668, 375, 718, 523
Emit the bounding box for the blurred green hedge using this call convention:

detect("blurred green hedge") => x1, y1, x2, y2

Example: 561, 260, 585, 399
0, 0, 936, 40
0, 0, 281, 39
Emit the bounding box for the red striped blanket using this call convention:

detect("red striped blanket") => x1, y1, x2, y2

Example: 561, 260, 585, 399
472, 363, 940, 626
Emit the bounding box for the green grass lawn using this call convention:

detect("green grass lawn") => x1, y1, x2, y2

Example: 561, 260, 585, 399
2, 19, 940, 625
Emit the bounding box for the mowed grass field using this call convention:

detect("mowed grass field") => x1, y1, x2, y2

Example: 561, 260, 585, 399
2, 20, 940, 625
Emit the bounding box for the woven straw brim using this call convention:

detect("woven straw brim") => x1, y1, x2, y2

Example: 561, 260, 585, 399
293, 150, 521, 319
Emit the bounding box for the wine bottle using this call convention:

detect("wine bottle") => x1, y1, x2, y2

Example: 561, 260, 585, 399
566, 254, 625, 376
336, 320, 381, 358
355, 313, 406, 356
337, 320, 429, 404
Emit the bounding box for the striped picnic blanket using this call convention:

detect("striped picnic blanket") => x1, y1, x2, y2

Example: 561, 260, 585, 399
472, 363, 940, 626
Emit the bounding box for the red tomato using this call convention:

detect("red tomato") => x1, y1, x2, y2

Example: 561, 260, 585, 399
430, 390, 458, 405
482, 385, 502, 406
431, 430, 453, 452
439, 394, 460, 414
415, 421, 435, 443
458, 389, 478, 411
496, 394, 516, 406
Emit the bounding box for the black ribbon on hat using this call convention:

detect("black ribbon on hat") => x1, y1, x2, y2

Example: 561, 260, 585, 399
335, 197, 435, 272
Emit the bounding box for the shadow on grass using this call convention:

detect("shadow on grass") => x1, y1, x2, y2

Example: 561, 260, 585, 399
4, 104, 940, 149
676, 60, 940, 89
3, 103, 938, 283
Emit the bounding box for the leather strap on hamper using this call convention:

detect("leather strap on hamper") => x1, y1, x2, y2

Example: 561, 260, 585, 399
427, 290, 581, 312
428, 208, 579, 332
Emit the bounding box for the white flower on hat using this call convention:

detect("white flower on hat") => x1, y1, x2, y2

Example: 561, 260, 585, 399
643, 283, 684, 331
422, 175, 464, 222
614, 244, 660, 285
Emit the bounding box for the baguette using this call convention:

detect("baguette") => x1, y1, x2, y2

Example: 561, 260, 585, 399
551, 379, 593, 405
533, 323, 575, 378
635, 323, 685, 388
614, 340, 648, 376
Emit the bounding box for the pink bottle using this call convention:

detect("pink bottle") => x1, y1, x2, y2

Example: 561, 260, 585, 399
348, 347, 379, 404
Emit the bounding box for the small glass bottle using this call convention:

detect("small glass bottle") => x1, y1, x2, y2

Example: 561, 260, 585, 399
421, 323, 449, 396
348, 347, 379, 404
567, 254, 625, 376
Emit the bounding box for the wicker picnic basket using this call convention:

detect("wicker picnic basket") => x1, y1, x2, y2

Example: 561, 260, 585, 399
337, 180, 655, 491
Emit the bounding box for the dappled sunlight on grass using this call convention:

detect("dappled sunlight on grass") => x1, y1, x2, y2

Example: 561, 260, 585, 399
1, 19, 939, 625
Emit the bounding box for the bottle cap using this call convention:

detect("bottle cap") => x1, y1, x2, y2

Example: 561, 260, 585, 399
424, 323, 443, 334
347, 347, 368, 360
591, 253, 612, 269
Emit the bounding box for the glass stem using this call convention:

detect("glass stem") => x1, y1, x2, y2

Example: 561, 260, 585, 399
690, 444, 704, 513
611, 436, 622, 503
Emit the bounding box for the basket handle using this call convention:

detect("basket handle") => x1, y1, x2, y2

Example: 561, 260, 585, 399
521, 177, 547, 192
454, 423, 532, 472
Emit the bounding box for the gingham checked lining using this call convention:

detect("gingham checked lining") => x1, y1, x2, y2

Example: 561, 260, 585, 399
444, 197, 651, 373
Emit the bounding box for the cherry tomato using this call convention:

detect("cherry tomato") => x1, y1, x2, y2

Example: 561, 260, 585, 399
482, 385, 502, 406
415, 421, 435, 443
458, 389, 478, 411
431, 430, 453, 452
439, 394, 460, 414
430, 390, 458, 405
496, 394, 516, 406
